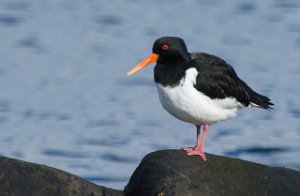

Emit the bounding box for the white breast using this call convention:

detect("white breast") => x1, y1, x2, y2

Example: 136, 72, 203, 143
155, 68, 243, 125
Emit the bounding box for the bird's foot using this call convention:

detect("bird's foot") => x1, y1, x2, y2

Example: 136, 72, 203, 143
182, 146, 206, 161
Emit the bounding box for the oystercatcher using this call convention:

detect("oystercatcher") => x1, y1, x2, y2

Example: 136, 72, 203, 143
127, 36, 273, 161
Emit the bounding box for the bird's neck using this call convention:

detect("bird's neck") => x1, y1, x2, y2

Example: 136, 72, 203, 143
154, 55, 190, 87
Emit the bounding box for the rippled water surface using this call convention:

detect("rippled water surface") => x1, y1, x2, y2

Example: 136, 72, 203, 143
0, 0, 300, 189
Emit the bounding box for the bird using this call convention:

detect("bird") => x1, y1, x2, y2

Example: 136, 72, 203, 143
127, 36, 273, 161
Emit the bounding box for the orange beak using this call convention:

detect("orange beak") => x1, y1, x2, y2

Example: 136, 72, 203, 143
127, 53, 159, 75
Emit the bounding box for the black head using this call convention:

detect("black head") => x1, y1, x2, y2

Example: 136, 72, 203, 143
152, 36, 190, 62
127, 36, 190, 76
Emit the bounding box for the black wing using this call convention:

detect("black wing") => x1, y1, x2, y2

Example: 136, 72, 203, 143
189, 53, 273, 109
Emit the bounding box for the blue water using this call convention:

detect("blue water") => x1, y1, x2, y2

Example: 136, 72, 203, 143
0, 0, 300, 190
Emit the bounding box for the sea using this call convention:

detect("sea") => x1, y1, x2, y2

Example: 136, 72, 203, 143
0, 0, 299, 190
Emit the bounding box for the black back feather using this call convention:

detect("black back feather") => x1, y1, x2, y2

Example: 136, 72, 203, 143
190, 53, 273, 109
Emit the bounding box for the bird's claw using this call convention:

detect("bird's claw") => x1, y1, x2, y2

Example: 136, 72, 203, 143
182, 146, 207, 161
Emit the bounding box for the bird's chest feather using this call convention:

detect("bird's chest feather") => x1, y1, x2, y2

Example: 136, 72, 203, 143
155, 68, 238, 124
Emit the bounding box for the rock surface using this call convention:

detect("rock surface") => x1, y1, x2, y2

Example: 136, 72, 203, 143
0, 155, 123, 196
124, 149, 300, 196
1, 150, 300, 196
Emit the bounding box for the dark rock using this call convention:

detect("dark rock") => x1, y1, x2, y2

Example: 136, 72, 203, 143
0, 155, 123, 196
124, 149, 300, 196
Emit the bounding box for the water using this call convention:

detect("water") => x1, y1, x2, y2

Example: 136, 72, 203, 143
0, 0, 300, 190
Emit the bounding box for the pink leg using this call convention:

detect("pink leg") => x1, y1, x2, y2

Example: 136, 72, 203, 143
200, 125, 209, 155
183, 125, 201, 153
183, 124, 210, 161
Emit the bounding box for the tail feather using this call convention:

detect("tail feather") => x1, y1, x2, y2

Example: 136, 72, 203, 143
239, 80, 274, 110
249, 92, 274, 110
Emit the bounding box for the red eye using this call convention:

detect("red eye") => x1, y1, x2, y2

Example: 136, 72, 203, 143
162, 44, 169, 50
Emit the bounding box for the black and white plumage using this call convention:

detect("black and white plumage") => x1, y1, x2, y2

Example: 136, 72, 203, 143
127, 36, 273, 161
